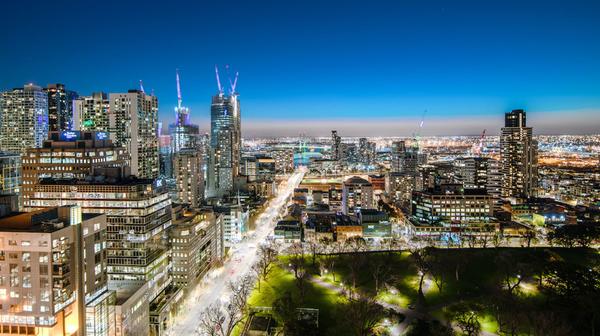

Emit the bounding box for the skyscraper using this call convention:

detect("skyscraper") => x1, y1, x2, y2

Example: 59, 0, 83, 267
331, 130, 341, 161
0, 152, 21, 195
169, 70, 200, 153
109, 89, 160, 179
44, 83, 78, 132
0, 84, 48, 154
500, 109, 538, 199
73, 92, 110, 132
207, 66, 241, 198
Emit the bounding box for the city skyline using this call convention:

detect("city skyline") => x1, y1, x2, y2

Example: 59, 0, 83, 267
1, 0, 599, 136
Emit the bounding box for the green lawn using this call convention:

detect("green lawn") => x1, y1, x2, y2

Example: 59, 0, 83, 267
247, 261, 353, 335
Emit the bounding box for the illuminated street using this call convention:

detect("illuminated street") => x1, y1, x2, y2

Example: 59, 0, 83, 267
166, 169, 305, 335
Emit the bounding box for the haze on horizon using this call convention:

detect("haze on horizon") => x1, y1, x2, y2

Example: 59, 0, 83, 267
1, 0, 599, 137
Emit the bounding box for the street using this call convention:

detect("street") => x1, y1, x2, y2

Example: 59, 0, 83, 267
166, 169, 305, 335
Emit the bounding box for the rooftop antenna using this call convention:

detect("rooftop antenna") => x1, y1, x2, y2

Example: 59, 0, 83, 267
139, 80, 145, 94
176, 69, 182, 109
214, 65, 223, 94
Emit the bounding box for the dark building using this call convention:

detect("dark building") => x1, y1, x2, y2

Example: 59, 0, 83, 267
45, 83, 78, 132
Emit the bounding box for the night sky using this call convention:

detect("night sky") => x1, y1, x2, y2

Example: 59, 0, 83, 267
1, 0, 599, 136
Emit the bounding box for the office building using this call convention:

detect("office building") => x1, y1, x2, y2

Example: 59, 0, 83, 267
411, 184, 493, 225
73, 92, 110, 132
342, 176, 374, 215
214, 202, 248, 246
207, 68, 241, 198
173, 149, 204, 207
0, 84, 48, 154
500, 109, 538, 199
21, 131, 129, 207
0, 204, 113, 336
169, 205, 223, 289
0, 152, 21, 195
45, 84, 78, 132
109, 90, 159, 179
453, 157, 501, 199
25, 175, 172, 336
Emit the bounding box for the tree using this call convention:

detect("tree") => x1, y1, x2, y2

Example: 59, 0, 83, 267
345, 236, 368, 288
253, 243, 279, 291
521, 230, 538, 248
427, 250, 449, 293
492, 232, 504, 248
548, 224, 600, 248
447, 303, 481, 336
307, 240, 323, 267
410, 247, 431, 303
478, 224, 495, 248
343, 295, 384, 336
495, 251, 525, 296
197, 276, 253, 336
406, 319, 455, 336
370, 254, 392, 293
197, 303, 226, 336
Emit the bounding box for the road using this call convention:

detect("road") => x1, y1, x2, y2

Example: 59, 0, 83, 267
166, 169, 305, 335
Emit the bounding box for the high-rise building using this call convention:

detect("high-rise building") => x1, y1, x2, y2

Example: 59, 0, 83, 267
73, 92, 110, 132
207, 67, 241, 198
453, 157, 502, 199
390, 140, 424, 175
109, 90, 159, 179
331, 130, 341, 161
500, 109, 538, 199
358, 137, 376, 165
25, 175, 173, 336
173, 149, 204, 207
0, 204, 113, 336
159, 135, 173, 178
169, 205, 223, 288
169, 70, 200, 153
342, 176, 374, 215
44, 84, 78, 132
0, 84, 48, 154
0, 152, 21, 195
21, 131, 129, 207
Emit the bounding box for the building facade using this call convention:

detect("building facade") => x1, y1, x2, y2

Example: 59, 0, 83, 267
207, 91, 241, 198
73, 92, 110, 132
45, 84, 78, 132
173, 149, 204, 208
0, 152, 21, 196
109, 90, 159, 179
342, 176, 374, 215
0, 84, 49, 154
500, 109, 538, 200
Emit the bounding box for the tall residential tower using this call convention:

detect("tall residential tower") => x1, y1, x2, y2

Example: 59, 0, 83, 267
500, 109, 538, 200
207, 66, 241, 198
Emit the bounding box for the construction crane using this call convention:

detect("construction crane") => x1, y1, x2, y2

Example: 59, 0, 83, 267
473, 129, 486, 156
413, 110, 427, 150
215, 64, 223, 94
176, 68, 182, 109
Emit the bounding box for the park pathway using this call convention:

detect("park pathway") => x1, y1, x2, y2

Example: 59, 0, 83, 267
309, 275, 498, 336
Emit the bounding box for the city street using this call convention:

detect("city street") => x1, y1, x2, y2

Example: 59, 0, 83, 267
166, 169, 305, 335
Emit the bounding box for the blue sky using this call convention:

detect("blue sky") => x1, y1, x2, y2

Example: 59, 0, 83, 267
1, 0, 599, 136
